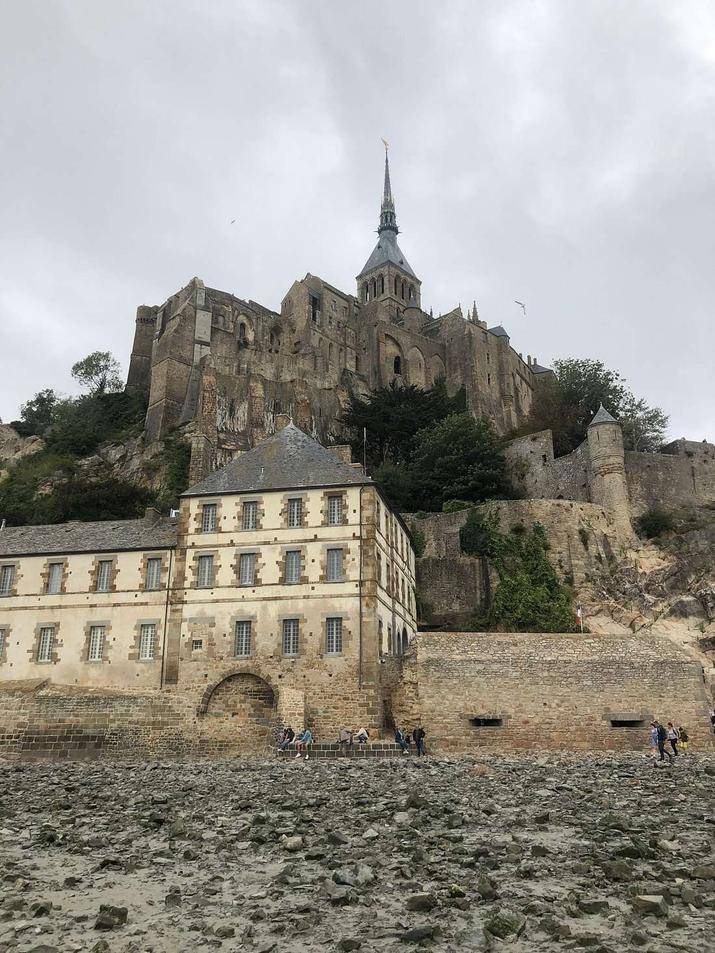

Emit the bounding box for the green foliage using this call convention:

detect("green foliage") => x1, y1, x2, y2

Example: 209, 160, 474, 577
637, 505, 676, 539
371, 460, 420, 513
410, 528, 426, 558
514, 358, 668, 455
71, 351, 123, 394
0, 451, 76, 525
442, 500, 474, 514
29, 477, 152, 524
45, 390, 148, 457
342, 378, 466, 467
156, 434, 192, 510
460, 511, 578, 632
578, 526, 590, 550
11, 389, 64, 437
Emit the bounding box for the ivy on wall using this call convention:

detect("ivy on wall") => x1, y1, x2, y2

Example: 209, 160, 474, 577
459, 510, 579, 633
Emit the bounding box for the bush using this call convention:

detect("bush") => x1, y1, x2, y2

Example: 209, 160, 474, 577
443, 499, 473, 514
46, 390, 148, 457
410, 528, 426, 558
637, 505, 675, 539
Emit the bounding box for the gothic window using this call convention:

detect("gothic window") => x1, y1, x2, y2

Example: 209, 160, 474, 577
393, 356, 402, 375
401, 280, 406, 300
409, 285, 415, 301
379, 275, 385, 295
371, 278, 377, 299
238, 322, 247, 345
363, 282, 369, 302
394, 276, 398, 294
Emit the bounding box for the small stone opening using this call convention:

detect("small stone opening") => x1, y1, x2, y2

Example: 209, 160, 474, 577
470, 716, 503, 728
610, 718, 645, 728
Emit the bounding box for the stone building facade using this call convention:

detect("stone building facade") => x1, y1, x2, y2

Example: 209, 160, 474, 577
126, 150, 551, 480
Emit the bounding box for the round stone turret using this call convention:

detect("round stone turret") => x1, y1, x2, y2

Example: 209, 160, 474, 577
587, 405, 635, 541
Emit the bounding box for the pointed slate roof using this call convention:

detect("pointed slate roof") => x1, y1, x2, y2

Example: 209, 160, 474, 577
589, 404, 618, 427
487, 325, 510, 338
183, 424, 371, 497
357, 230, 417, 280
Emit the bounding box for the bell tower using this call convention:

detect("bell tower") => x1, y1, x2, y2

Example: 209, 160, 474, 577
356, 145, 421, 314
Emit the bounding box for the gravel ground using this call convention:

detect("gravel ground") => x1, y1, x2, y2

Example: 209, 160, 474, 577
1, 753, 714, 953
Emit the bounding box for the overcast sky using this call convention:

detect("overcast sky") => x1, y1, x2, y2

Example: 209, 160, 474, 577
1, 0, 713, 439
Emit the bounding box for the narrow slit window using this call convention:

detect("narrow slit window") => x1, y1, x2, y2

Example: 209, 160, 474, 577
610, 718, 645, 728
46, 562, 63, 595
196, 554, 215, 588
470, 716, 503, 727
325, 617, 343, 654
95, 560, 113, 592
287, 498, 303, 528
326, 548, 343, 582
145, 558, 162, 591
201, 503, 217, 533
0, 565, 14, 595
284, 550, 301, 584
37, 626, 54, 662
139, 623, 156, 661
327, 495, 342, 525
88, 625, 105, 662
282, 618, 299, 656
234, 620, 251, 657
242, 500, 258, 531
238, 552, 256, 586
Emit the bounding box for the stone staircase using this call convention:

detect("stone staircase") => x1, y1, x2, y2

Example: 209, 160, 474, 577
277, 741, 405, 760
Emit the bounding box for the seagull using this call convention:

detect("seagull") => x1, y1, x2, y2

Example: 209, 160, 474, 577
515, 300, 526, 316
230, 219, 237, 224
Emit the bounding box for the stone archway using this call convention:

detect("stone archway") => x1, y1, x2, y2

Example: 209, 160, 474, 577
199, 672, 278, 750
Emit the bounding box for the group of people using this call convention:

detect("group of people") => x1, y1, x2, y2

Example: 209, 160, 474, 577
650, 720, 688, 762
338, 727, 370, 748
277, 725, 313, 759
394, 725, 426, 756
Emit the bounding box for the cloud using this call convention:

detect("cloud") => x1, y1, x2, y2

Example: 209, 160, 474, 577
1, 0, 712, 439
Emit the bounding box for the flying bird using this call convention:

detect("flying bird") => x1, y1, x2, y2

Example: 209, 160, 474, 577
381, 137, 389, 151
515, 300, 526, 316
230, 219, 237, 224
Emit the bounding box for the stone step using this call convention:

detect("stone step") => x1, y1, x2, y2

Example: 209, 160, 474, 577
277, 742, 407, 760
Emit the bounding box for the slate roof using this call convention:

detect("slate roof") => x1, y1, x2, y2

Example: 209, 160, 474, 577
487, 325, 509, 338
589, 404, 618, 427
357, 231, 417, 280
183, 424, 371, 497
0, 516, 178, 558
531, 363, 552, 375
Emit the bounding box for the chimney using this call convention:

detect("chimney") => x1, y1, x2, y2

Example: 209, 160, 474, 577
328, 445, 353, 464
275, 413, 291, 431
144, 506, 160, 523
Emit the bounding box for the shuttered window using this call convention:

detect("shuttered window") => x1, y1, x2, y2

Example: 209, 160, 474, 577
139, 623, 156, 660
145, 558, 162, 590
242, 501, 258, 530
238, 553, 256, 586
37, 626, 54, 662
46, 563, 63, 594
196, 554, 214, 588
234, 620, 251, 657
88, 625, 105, 661
95, 560, 113, 592
326, 548, 343, 582
326, 617, 343, 654
282, 618, 299, 656
201, 503, 217, 533
327, 495, 342, 525
287, 498, 302, 528
284, 550, 301, 584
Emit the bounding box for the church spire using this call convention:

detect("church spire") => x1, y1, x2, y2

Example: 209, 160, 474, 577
378, 141, 398, 235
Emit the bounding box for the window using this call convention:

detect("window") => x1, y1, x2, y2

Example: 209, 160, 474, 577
326, 617, 343, 654
238, 552, 256, 586
470, 717, 503, 727
238, 322, 247, 344
139, 623, 156, 661
287, 498, 303, 528
0, 565, 15, 596
326, 548, 343, 582
387, 624, 393, 654
234, 620, 251, 657
196, 554, 215, 588
37, 626, 54, 662
0, 628, 6, 653
145, 558, 162, 591
88, 625, 105, 662
393, 356, 401, 375
327, 495, 342, 525
95, 560, 113, 592
242, 500, 258, 530
284, 550, 301, 584
46, 562, 63, 595
282, 618, 299, 656
379, 275, 384, 295
610, 718, 645, 728
201, 503, 217, 533
191, 639, 203, 651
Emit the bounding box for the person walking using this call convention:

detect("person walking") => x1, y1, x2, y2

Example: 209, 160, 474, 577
655, 721, 672, 763
649, 722, 659, 758
666, 722, 679, 757
678, 725, 689, 753
413, 725, 426, 757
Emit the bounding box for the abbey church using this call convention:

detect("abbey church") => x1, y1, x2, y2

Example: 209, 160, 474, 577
126, 151, 551, 477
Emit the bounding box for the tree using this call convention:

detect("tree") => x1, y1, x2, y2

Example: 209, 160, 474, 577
514, 358, 668, 455
12, 389, 63, 437
71, 351, 123, 394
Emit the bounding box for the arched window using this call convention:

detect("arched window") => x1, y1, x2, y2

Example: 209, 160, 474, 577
371, 278, 377, 299
402, 628, 409, 653
393, 355, 402, 375
387, 625, 393, 655
269, 328, 281, 351
378, 619, 384, 652
408, 285, 415, 301
363, 282, 369, 302
394, 276, 399, 294
238, 322, 247, 345
379, 275, 385, 295
400, 280, 406, 300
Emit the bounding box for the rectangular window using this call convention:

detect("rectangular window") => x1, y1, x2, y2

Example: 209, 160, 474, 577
139, 623, 156, 661
287, 498, 302, 528
196, 554, 215, 588
238, 552, 256, 586
234, 620, 251, 657
282, 618, 299, 656
326, 548, 343, 582
201, 503, 217, 533
242, 500, 258, 530
191, 638, 203, 651
88, 625, 105, 662
326, 617, 343, 654
0, 628, 6, 652
0, 565, 16, 595
95, 560, 113, 592
46, 562, 63, 595
327, 495, 342, 525
284, 550, 301, 584
145, 558, 162, 591
37, 626, 54, 662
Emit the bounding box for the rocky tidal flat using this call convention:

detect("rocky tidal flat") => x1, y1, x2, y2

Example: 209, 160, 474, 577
1, 754, 714, 953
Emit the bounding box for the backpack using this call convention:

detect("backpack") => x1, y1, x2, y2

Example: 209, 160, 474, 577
656, 725, 667, 743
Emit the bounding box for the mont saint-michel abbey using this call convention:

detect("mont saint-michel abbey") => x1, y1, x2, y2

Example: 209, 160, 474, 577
127, 151, 551, 473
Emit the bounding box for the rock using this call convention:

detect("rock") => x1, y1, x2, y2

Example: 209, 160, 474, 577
680, 884, 702, 907
91, 943, 111, 953
282, 835, 304, 852
602, 859, 633, 882
338, 940, 362, 951
30, 900, 52, 916
327, 830, 349, 845
691, 864, 715, 880
94, 904, 128, 930
484, 908, 526, 939
215, 924, 235, 938
578, 898, 610, 914
406, 892, 437, 912
448, 883, 467, 897
401, 925, 436, 943
477, 875, 498, 901
165, 887, 182, 908
631, 895, 668, 917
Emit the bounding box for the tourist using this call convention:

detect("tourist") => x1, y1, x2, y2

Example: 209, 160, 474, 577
666, 722, 679, 757
710, 709, 715, 733
355, 727, 369, 744
654, 721, 671, 763
278, 726, 295, 750
294, 727, 314, 759
338, 727, 354, 751
678, 725, 689, 753
394, 726, 409, 754
649, 722, 659, 758
413, 724, 426, 757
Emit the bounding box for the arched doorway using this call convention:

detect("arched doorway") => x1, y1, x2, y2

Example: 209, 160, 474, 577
201, 672, 277, 750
